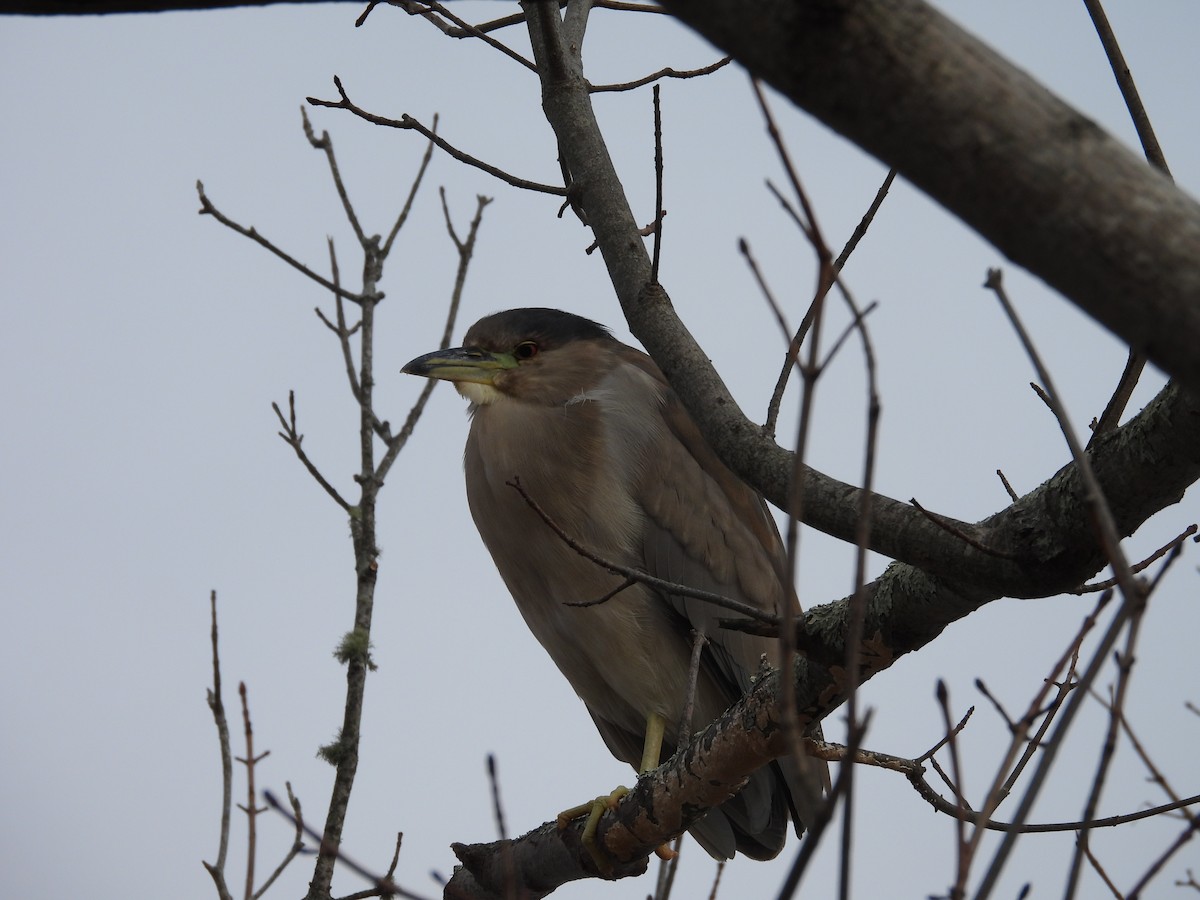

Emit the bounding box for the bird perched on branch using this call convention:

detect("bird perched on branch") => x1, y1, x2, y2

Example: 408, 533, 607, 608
402, 307, 823, 861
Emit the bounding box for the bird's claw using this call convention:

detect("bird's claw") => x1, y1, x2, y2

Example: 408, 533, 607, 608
556, 786, 629, 874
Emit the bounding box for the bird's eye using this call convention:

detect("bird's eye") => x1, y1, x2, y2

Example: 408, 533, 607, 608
514, 341, 539, 360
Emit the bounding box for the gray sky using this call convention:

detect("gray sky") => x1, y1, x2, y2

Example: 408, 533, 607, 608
2, 2, 1198, 898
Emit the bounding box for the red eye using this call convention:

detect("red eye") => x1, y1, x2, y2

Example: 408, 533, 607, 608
514, 341, 539, 360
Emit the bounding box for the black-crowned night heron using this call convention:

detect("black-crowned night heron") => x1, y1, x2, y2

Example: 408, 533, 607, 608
402, 308, 823, 861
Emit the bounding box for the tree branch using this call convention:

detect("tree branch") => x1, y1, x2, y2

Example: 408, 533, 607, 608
307, 77, 566, 196
657, 0, 1200, 398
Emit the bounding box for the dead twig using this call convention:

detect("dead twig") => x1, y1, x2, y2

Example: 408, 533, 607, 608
590, 56, 732, 92
196, 181, 375, 305
307, 77, 566, 196
272, 392, 353, 513
1073, 524, 1196, 593
202, 591, 235, 900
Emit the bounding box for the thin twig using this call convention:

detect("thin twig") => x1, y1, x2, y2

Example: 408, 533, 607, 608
996, 469, 1019, 503
810, 737, 1200, 834
817, 299, 878, 375
385, 0, 544, 36
401, 0, 537, 70
321, 238, 362, 401
486, 754, 508, 841
272, 392, 354, 513
1082, 0, 1171, 176
833, 168, 896, 272
252, 783, 304, 899
909, 498, 1017, 560
936, 682, 971, 900
917, 708, 975, 764
196, 181, 375, 305
1127, 812, 1200, 899
308, 78, 566, 196
651, 84, 664, 284
764, 165, 894, 436
202, 591, 235, 900
998, 665, 1080, 800
590, 57, 732, 92
302, 107, 367, 246
236, 682, 268, 900
263, 792, 433, 900
1088, 687, 1181, 805
974, 679, 1016, 732
1079, 838, 1125, 900
1073, 524, 1196, 592
383, 113, 439, 258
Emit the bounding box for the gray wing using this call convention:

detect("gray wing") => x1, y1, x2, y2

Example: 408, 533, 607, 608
618, 347, 827, 859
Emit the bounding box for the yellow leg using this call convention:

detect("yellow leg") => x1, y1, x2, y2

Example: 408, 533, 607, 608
639, 711, 666, 774
640, 713, 678, 861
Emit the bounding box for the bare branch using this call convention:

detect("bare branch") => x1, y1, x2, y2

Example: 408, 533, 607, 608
486, 755, 508, 842
272, 391, 354, 513
196, 180, 376, 305
202, 591, 235, 900
263, 792, 432, 900
1127, 812, 1200, 899
590, 56, 732, 93
833, 168, 896, 272
1082, 0, 1171, 176
252, 783, 303, 900
302, 106, 367, 246
382, 113, 438, 258
909, 497, 1018, 561
1074, 524, 1196, 593
235, 682, 267, 900
996, 469, 1019, 503
397, 0, 537, 68
650, 84, 664, 284
307, 77, 566, 195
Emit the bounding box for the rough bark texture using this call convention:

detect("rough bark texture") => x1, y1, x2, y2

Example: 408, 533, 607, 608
658, 0, 1200, 397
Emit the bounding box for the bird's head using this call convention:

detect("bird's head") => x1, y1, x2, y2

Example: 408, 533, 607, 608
401, 308, 618, 407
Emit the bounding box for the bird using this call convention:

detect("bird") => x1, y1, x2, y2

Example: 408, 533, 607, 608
402, 307, 824, 862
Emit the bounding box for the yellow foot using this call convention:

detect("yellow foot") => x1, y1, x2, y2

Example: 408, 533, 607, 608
654, 842, 678, 861
556, 786, 629, 874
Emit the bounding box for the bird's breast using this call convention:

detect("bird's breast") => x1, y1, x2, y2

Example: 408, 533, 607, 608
462, 389, 691, 731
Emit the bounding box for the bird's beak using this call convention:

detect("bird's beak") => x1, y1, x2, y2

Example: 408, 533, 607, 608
401, 346, 517, 385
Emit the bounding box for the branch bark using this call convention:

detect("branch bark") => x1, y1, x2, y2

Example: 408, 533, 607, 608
657, 0, 1200, 397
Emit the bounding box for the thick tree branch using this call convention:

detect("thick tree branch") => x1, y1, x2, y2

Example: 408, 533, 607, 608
657, 0, 1200, 398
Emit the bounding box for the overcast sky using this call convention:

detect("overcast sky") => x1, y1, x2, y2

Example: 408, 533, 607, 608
2, 3, 1198, 899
